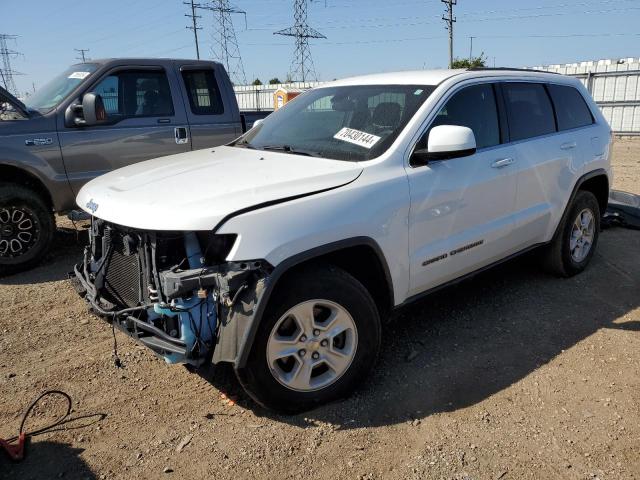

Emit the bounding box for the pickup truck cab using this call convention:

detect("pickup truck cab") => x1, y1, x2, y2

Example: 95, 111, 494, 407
72, 68, 612, 413
0, 58, 265, 275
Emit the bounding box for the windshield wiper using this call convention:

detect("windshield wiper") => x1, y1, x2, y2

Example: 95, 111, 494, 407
260, 145, 320, 157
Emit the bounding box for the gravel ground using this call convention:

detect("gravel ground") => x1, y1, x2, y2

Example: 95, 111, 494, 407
1, 138, 639, 480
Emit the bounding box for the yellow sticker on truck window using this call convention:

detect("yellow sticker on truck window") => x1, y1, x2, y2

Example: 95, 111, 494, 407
333, 127, 381, 149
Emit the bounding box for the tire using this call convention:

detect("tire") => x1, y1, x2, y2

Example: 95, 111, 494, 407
543, 190, 600, 277
0, 182, 55, 276
236, 265, 381, 413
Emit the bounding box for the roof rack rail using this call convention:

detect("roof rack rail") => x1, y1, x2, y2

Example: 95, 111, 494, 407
466, 67, 560, 75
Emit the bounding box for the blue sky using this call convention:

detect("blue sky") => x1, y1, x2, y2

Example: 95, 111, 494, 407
3, 0, 640, 94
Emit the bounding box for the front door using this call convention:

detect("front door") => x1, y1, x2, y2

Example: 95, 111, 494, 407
406, 82, 519, 296
58, 66, 191, 196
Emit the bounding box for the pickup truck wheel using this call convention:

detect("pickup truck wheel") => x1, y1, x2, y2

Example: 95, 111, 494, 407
236, 265, 381, 413
543, 190, 600, 277
0, 183, 54, 276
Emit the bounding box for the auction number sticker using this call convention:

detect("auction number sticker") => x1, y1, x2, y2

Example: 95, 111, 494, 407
68, 71, 91, 79
333, 127, 381, 149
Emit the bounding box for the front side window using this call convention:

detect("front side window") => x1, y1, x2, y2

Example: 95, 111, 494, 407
90, 69, 174, 120
547, 84, 594, 131
181, 69, 224, 115
504, 82, 556, 141
421, 83, 500, 150
234, 84, 435, 162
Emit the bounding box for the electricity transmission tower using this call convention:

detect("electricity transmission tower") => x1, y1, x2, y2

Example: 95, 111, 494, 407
0, 34, 22, 96
184, 0, 202, 60
275, 0, 326, 83
200, 0, 247, 85
441, 0, 456, 68
74, 48, 90, 62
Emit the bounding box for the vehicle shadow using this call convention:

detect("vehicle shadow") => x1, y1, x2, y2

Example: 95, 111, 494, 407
198, 228, 640, 428
0, 226, 87, 285
0, 441, 96, 480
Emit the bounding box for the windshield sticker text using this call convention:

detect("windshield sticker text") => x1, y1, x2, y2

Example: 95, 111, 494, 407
68, 71, 91, 80
333, 128, 381, 149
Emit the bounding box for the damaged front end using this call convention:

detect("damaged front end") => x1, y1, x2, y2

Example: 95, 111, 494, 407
72, 218, 271, 367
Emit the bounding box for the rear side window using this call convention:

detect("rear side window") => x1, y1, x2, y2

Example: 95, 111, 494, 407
181, 69, 224, 115
547, 84, 593, 131
503, 83, 556, 141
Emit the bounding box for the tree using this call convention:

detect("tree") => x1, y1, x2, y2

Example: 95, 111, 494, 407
252, 78, 263, 86
451, 53, 487, 69
268, 78, 281, 85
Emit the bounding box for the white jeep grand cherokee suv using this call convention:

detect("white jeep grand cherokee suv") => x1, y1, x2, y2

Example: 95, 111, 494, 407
73, 68, 611, 412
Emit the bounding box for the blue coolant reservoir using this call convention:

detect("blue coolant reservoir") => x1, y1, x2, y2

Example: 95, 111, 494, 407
149, 232, 217, 365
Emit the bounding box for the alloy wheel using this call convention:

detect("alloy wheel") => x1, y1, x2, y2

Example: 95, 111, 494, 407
266, 299, 358, 392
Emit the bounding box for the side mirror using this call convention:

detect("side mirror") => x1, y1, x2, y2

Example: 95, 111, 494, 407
251, 118, 264, 129
81, 93, 108, 126
411, 125, 477, 165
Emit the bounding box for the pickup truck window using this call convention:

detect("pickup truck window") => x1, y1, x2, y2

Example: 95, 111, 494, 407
24, 63, 98, 113
181, 69, 224, 115
235, 84, 435, 161
91, 69, 174, 119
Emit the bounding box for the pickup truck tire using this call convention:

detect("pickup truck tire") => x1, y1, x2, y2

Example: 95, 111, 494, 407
543, 190, 600, 277
0, 183, 55, 276
236, 265, 381, 413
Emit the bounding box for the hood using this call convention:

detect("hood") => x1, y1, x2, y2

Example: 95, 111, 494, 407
77, 146, 362, 231
0, 86, 29, 117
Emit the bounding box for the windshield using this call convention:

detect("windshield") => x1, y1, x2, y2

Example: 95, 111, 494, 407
234, 84, 436, 161
25, 63, 99, 113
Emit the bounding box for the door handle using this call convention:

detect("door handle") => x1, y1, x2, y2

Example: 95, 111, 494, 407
491, 157, 514, 168
560, 141, 577, 150
174, 127, 189, 145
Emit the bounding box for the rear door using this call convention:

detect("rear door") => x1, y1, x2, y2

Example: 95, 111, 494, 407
503, 82, 590, 247
406, 82, 519, 296
58, 65, 191, 196
177, 63, 241, 150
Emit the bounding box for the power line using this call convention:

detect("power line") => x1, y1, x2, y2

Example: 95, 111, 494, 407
74, 48, 90, 62
0, 34, 22, 96
274, 0, 326, 82
199, 0, 247, 84
184, 0, 202, 59
441, 0, 456, 68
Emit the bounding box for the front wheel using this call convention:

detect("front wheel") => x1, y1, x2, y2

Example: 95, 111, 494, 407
236, 265, 381, 413
0, 183, 54, 276
543, 190, 600, 277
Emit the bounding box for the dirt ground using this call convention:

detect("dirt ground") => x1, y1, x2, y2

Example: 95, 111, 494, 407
1, 138, 639, 480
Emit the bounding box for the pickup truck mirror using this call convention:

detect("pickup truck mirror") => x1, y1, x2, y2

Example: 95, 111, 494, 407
411, 125, 477, 166
81, 93, 108, 126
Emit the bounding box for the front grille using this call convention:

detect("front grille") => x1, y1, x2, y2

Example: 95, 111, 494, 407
104, 233, 143, 308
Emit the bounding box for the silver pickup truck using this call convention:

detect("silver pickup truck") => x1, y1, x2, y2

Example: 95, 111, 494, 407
0, 58, 267, 275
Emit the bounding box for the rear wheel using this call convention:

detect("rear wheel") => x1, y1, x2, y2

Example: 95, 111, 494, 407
236, 265, 381, 413
543, 190, 600, 277
0, 183, 54, 276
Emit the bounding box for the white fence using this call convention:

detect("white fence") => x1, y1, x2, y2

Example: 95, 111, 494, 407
533, 58, 640, 135
235, 59, 640, 134
233, 82, 324, 111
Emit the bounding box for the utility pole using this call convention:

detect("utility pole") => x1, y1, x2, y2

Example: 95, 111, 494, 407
274, 0, 326, 82
0, 34, 22, 96
441, 0, 456, 68
468, 36, 474, 62
184, 0, 202, 60
74, 48, 89, 62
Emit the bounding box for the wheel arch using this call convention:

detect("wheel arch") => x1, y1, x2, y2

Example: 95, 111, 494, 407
552, 168, 609, 240
0, 164, 54, 211
234, 237, 394, 368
